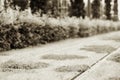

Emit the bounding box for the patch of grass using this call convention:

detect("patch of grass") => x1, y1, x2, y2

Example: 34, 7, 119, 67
107, 77, 120, 80
0, 60, 49, 72
80, 45, 117, 54
41, 54, 87, 60
103, 36, 120, 42
0, 52, 9, 56
108, 54, 120, 63
55, 65, 89, 72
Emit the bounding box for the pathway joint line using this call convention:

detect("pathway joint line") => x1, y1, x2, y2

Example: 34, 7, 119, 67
71, 48, 120, 80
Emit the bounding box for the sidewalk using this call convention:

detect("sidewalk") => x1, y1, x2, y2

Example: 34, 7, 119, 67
74, 48, 120, 80
0, 31, 120, 80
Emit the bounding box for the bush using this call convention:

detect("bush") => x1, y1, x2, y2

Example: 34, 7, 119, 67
68, 26, 79, 38
0, 22, 69, 51
0, 14, 120, 51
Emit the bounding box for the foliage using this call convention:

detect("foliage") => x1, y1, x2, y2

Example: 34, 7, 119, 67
113, 0, 119, 21
70, 0, 85, 18
91, 0, 101, 18
105, 0, 112, 20
0, 8, 120, 51
30, 0, 47, 15
113, 0, 118, 15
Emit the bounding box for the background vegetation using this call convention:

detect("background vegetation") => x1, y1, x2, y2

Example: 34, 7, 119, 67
0, 0, 120, 51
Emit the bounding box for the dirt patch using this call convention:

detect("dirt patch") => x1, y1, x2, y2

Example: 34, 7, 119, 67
41, 54, 87, 60
80, 45, 117, 54
108, 54, 120, 63
55, 65, 89, 73
0, 60, 49, 72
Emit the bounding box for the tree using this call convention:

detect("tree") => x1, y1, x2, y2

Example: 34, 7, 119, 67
4, 0, 30, 11
30, 0, 59, 17
13, 0, 30, 11
70, 0, 85, 18
105, 0, 111, 20
113, 0, 118, 21
91, 0, 101, 18
87, 0, 91, 17
113, 0, 118, 15
30, 0, 47, 15
46, 0, 59, 17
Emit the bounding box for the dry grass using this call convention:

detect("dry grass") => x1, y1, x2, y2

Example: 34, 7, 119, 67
107, 77, 120, 80
55, 65, 89, 73
0, 52, 9, 56
80, 45, 117, 54
0, 60, 49, 72
41, 54, 87, 60
108, 54, 120, 63
103, 35, 120, 42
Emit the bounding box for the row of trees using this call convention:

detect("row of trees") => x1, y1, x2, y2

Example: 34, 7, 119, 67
36, 0, 118, 20
91, 0, 118, 20
1, 0, 118, 20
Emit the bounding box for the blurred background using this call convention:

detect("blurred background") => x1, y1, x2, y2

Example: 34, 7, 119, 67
0, 0, 119, 20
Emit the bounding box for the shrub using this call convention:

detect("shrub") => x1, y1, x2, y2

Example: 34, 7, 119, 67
0, 10, 120, 51
68, 26, 79, 38
0, 21, 69, 51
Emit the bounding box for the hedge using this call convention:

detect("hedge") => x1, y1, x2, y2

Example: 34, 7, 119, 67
0, 19, 120, 52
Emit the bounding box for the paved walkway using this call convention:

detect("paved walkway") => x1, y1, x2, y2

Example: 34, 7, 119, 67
0, 31, 120, 80
75, 48, 120, 80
